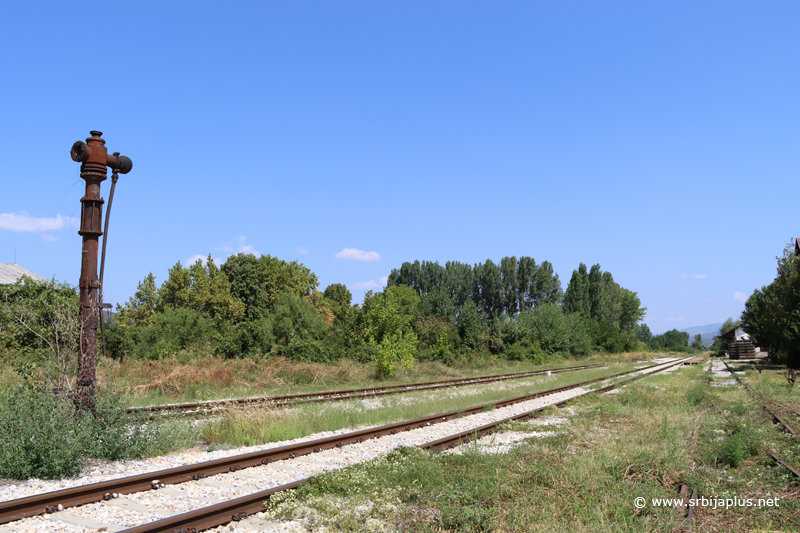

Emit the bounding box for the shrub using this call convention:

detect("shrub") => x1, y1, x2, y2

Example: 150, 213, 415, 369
0, 387, 93, 479
0, 387, 197, 479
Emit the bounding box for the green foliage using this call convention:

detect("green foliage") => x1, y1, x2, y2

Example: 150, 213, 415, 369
387, 256, 563, 320
272, 293, 331, 362
582, 318, 637, 353
691, 333, 704, 349
414, 317, 460, 360
456, 300, 485, 349
0, 387, 93, 479
685, 382, 714, 406
512, 303, 592, 357
634, 322, 653, 344
115, 272, 159, 327
740, 241, 800, 366
222, 253, 319, 320
563, 263, 646, 331
106, 308, 213, 360
429, 332, 452, 360
0, 387, 196, 479
362, 286, 420, 378
715, 421, 758, 468
322, 283, 352, 323
0, 278, 80, 388
158, 257, 245, 320
212, 318, 274, 359
648, 328, 690, 352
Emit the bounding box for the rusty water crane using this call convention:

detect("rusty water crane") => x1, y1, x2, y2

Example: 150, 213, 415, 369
70, 131, 132, 403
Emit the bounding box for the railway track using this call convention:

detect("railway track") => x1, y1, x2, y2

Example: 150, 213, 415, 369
720, 359, 800, 477
0, 358, 690, 533
126, 362, 604, 417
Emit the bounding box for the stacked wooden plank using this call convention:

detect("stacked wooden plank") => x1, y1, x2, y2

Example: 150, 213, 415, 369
729, 339, 756, 360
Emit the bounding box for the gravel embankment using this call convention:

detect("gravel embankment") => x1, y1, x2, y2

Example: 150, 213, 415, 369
0, 361, 677, 533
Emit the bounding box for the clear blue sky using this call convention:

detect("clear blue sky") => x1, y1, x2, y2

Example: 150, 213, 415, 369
1, 2, 798, 334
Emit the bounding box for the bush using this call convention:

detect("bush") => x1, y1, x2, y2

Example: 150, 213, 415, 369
513, 303, 592, 357
0, 387, 197, 479
716, 427, 758, 468
106, 308, 214, 360
0, 387, 93, 479
272, 293, 331, 362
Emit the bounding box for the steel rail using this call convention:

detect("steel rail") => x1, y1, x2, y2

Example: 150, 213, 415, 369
420, 357, 691, 451
0, 359, 681, 526
116, 358, 692, 533
720, 360, 800, 476
722, 360, 797, 434
127, 363, 604, 416
0, 361, 653, 524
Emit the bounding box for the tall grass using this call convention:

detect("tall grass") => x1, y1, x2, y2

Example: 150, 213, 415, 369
263, 360, 800, 532
201, 364, 637, 446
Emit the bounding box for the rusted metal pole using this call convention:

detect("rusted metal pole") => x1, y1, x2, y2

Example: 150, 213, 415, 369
70, 131, 132, 404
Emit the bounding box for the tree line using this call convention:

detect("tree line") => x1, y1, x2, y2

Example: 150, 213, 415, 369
740, 240, 800, 367
2, 253, 656, 379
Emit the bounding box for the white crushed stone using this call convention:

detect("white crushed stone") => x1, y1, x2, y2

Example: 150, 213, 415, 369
0, 361, 677, 532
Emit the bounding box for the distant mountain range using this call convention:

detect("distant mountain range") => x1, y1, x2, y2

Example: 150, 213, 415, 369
679, 323, 723, 347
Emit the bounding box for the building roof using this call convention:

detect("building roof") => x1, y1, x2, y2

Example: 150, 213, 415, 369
0, 263, 48, 285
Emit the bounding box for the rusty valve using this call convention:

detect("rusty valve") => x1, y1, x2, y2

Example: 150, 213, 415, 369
70, 140, 133, 174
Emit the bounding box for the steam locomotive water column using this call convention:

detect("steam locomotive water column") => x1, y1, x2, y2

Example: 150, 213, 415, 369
70, 131, 132, 402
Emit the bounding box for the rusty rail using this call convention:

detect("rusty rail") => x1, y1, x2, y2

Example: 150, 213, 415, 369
0, 359, 681, 526
127, 363, 604, 416
116, 358, 692, 533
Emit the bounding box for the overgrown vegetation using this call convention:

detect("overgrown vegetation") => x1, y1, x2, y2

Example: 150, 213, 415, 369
101, 254, 652, 378
741, 239, 800, 367
0, 386, 196, 479
200, 364, 634, 447
0, 278, 197, 479
264, 363, 800, 532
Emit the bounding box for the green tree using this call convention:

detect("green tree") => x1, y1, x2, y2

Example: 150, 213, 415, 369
691, 333, 704, 350
0, 278, 80, 389
362, 286, 420, 378
634, 323, 653, 345
159, 257, 245, 320
563, 263, 590, 319
322, 283, 352, 324
115, 272, 160, 327
221, 253, 319, 320
741, 240, 800, 366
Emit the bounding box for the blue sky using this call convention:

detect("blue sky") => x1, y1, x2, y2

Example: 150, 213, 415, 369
1, 2, 798, 333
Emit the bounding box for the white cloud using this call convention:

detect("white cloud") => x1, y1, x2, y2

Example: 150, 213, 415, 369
665, 317, 686, 322
334, 248, 381, 262
236, 236, 260, 257
296, 247, 309, 255
674, 273, 707, 280
733, 291, 748, 303
41, 234, 58, 242
350, 280, 380, 290
379, 276, 388, 285
215, 245, 234, 253
0, 212, 76, 232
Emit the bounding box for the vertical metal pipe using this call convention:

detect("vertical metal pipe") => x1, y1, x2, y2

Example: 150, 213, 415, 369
76, 131, 108, 404
70, 131, 132, 405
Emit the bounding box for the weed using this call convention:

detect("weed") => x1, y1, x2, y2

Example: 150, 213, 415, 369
0, 387, 197, 479
686, 382, 715, 406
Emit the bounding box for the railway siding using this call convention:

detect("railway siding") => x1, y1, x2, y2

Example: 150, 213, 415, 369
0, 359, 688, 533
